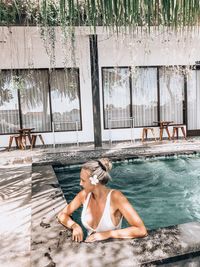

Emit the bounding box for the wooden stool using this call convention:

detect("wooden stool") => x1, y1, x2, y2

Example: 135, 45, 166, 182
7, 135, 21, 150
141, 127, 157, 142
31, 134, 45, 148
172, 126, 186, 140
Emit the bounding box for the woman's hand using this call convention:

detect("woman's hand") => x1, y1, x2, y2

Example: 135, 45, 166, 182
85, 231, 110, 243
72, 223, 84, 242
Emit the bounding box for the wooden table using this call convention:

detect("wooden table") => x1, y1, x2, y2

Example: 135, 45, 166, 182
153, 121, 173, 141
18, 128, 35, 149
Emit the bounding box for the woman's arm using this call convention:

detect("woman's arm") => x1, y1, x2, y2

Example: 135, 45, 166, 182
85, 190, 147, 242
57, 190, 86, 242
110, 190, 147, 238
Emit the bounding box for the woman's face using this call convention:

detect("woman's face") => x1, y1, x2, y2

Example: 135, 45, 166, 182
80, 168, 94, 192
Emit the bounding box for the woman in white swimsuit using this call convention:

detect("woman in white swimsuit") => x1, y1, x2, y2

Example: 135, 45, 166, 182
57, 158, 147, 243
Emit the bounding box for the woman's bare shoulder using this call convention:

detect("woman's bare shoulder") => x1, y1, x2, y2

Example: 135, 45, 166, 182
77, 190, 88, 203
111, 189, 126, 202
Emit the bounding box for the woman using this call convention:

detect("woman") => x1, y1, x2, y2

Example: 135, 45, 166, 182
57, 158, 147, 243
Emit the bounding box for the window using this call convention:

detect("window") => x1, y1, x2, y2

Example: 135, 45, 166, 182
132, 68, 158, 127
102, 68, 131, 129
50, 69, 82, 131
19, 70, 51, 132
187, 70, 200, 130
159, 67, 184, 124
102, 66, 186, 129
102, 67, 158, 129
0, 68, 81, 134
0, 70, 20, 134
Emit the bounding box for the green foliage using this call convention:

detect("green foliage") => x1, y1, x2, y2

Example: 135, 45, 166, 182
0, 0, 200, 29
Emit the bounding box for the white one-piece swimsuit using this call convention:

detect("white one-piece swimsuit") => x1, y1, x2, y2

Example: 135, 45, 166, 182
81, 190, 123, 236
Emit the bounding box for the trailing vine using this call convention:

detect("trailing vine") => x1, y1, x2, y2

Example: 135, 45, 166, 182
0, 1, 200, 30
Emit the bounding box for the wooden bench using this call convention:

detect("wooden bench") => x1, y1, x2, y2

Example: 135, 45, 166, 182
141, 127, 157, 142
172, 126, 187, 140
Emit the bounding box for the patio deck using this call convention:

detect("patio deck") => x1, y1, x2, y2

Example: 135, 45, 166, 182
0, 138, 200, 267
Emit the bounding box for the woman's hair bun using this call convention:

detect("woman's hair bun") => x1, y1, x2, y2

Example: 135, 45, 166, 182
98, 158, 112, 172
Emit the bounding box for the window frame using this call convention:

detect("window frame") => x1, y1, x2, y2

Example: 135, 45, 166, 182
102, 66, 132, 130
102, 65, 187, 130
0, 69, 21, 135
49, 67, 82, 132
0, 68, 82, 135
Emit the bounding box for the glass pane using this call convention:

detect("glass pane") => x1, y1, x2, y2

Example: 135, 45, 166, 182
0, 70, 20, 134
160, 67, 184, 124
103, 68, 131, 129
187, 70, 200, 130
19, 70, 51, 132
132, 68, 158, 127
50, 69, 81, 131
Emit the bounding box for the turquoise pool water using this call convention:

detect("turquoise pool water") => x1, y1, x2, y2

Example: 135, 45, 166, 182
54, 155, 200, 231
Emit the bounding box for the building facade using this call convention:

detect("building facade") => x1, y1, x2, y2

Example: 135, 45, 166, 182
0, 26, 200, 147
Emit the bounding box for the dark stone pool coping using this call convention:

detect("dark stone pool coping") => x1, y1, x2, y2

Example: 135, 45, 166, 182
31, 151, 200, 267
32, 144, 200, 167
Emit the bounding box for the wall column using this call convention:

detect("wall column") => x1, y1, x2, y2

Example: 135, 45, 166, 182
89, 34, 102, 147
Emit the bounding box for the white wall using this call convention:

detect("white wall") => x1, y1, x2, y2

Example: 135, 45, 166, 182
98, 28, 200, 66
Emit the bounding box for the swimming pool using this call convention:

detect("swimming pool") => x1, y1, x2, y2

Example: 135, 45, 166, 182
54, 155, 200, 231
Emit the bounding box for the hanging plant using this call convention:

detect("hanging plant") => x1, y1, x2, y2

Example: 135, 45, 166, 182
40, 26, 56, 67
0, 1, 200, 30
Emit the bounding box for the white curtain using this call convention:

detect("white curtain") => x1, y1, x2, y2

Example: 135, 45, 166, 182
50, 69, 81, 131
103, 68, 131, 129
159, 68, 184, 123
187, 70, 200, 130
132, 68, 158, 127
0, 71, 20, 134
19, 70, 51, 132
